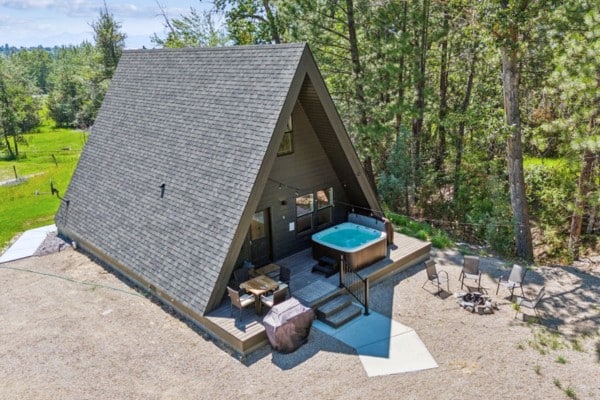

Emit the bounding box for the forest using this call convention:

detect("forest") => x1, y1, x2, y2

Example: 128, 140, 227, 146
1, 0, 598, 264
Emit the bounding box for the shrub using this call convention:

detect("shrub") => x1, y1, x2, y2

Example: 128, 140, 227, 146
525, 159, 576, 228
385, 211, 453, 249
565, 385, 577, 399
525, 159, 578, 262
553, 378, 562, 388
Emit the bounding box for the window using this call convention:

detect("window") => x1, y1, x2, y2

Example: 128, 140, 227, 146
316, 187, 333, 209
250, 211, 266, 240
316, 187, 333, 226
277, 116, 293, 156
295, 193, 313, 233
295, 188, 334, 233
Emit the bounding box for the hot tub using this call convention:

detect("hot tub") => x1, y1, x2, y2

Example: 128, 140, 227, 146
312, 222, 387, 271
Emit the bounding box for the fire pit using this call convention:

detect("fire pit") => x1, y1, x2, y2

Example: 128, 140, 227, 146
456, 292, 498, 314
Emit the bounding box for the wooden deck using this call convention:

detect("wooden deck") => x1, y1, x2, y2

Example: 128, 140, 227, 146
203, 233, 431, 357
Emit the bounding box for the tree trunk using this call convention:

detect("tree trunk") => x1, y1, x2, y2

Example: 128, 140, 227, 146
453, 44, 478, 202
501, 41, 533, 261
262, 0, 281, 44
0, 76, 16, 159
391, 1, 409, 215
410, 0, 429, 212
345, 0, 376, 193
570, 66, 600, 256
13, 134, 18, 157
3, 134, 15, 159
435, 8, 450, 175
363, 157, 377, 194
395, 0, 408, 135
569, 149, 596, 258
345, 0, 366, 123
586, 204, 597, 234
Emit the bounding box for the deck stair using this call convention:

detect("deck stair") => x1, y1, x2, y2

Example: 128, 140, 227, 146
311, 256, 338, 278
294, 280, 362, 329
316, 294, 362, 328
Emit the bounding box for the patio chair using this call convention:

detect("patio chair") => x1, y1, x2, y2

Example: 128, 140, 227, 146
496, 264, 526, 300
260, 286, 288, 310
227, 286, 254, 320
233, 268, 249, 288
279, 266, 291, 294
421, 259, 450, 296
459, 255, 481, 291
514, 286, 545, 319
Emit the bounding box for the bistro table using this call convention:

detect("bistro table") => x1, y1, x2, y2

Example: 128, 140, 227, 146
240, 275, 280, 314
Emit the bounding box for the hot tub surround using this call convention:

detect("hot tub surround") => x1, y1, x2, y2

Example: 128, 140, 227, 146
312, 222, 387, 271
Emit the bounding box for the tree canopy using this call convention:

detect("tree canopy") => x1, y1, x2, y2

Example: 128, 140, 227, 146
91, 1, 127, 79
0, 57, 41, 159
1, 0, 597, 262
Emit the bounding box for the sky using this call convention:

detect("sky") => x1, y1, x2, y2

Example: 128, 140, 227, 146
0, 0, 212, 49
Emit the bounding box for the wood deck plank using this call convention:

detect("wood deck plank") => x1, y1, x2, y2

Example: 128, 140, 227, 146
203, 232, 431, 356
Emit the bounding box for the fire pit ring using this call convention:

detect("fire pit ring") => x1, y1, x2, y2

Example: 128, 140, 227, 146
456, 292, 498, 314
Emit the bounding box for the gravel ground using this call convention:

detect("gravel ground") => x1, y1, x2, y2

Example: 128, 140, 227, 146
1, 246, 598, 400
31, 232, 70, 257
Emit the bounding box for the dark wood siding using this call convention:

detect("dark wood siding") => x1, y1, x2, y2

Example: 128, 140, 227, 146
252, 102, 350, 261
297, 75, 369, 209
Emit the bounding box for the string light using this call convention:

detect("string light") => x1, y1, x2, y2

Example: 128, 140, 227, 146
268, 178, 305, 194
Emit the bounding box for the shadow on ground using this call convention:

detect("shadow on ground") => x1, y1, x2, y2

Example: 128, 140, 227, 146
244, 327, 356, 369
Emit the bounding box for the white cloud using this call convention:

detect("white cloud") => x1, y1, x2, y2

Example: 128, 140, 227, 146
0, 1, 57, 9
0, 1, 215, 48
0, 1, 97, 19
0, 1, 161, 18
0, 1, 91, 10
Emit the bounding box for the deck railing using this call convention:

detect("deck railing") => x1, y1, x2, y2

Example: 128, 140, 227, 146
339, 255, 370, 315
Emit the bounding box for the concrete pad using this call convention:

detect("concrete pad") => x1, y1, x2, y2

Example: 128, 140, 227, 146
358, 330, 438, 377
0, 224, 56, 263
330, 312, 393, 348
314, 309, 438, 376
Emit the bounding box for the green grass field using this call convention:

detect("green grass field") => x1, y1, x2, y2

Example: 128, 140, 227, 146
0, 124, 87, 249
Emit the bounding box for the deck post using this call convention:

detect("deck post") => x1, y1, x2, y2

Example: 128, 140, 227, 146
364, 277, 370, 315
339, 255, 344, 288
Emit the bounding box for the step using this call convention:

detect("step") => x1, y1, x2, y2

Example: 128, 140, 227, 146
311, 263, 337, 277
294, 280, 342, 309
318, 256, 338, 268
316, 294, 353, 319
320, 303, 363, 329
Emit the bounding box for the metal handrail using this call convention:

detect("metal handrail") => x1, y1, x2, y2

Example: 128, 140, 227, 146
339, 255, 370, 315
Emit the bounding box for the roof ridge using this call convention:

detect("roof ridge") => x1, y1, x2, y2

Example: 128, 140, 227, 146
125, 43, 307, 54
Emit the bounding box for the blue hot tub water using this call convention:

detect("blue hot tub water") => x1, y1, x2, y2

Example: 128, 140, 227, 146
313, 222, 384, 251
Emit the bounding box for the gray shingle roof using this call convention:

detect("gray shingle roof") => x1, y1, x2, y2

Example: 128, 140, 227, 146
56, 44, 306, 314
